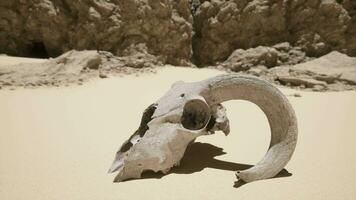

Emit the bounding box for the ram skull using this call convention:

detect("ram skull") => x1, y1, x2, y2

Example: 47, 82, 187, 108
108, 74, 298, 183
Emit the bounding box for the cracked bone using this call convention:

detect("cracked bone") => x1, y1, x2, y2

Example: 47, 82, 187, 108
208, 104, 230, 135
109, 74, 298, 183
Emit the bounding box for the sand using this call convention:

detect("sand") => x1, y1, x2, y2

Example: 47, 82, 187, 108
0, 57, 356, 200
0, 55, 46, 67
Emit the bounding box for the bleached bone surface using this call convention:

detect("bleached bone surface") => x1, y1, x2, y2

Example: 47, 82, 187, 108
109, 74, 298, 183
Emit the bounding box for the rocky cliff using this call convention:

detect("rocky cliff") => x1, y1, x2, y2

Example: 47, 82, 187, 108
0, 0, 192, 65
0, 0, 355, 66
193, 0, 355, 65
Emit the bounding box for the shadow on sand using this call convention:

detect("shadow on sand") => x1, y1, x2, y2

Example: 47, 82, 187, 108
126, 142, 292, 188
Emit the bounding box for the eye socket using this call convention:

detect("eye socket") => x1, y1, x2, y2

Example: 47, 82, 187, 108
181, 99, 211, 130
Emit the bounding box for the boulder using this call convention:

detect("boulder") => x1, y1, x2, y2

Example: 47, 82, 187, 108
221, 43, 309, 72
290, 51, 356, 85
270, 51, 356, 91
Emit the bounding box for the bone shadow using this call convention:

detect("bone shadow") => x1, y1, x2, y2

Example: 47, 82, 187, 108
140, 142, 292, 187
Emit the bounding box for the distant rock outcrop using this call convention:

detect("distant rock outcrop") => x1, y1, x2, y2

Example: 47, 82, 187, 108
221, 42, 310, 72
193, 0, 355, 65
270, 51, 356, 91
0, 50, 157, 89
0, 0, 355, 68
0, 50, 355, 91
0, 0, 192, 65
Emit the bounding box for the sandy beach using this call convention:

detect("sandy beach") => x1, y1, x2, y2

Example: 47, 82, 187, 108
0, 58, 356, 200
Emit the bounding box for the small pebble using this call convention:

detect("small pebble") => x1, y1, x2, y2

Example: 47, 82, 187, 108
293, 93, 302, 97
99, 73, 108, 78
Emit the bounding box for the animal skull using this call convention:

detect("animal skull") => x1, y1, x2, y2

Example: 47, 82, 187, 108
109, 74, 298, 183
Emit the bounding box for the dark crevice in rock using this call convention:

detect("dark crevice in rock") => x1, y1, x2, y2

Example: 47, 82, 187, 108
26, 42, 49, 58
189, 0, 203, 67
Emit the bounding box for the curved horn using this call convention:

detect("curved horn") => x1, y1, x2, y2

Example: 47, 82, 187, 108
200, 74, 298, 183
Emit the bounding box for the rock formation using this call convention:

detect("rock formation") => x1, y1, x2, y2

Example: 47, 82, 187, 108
221, 42, 310, 72
1, 0, 355, 66
0, 0, 192, 65
0, 50, 157, 89
342, 0, 356, 56
193, 0, 354, 65
270, 51, 356, 91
